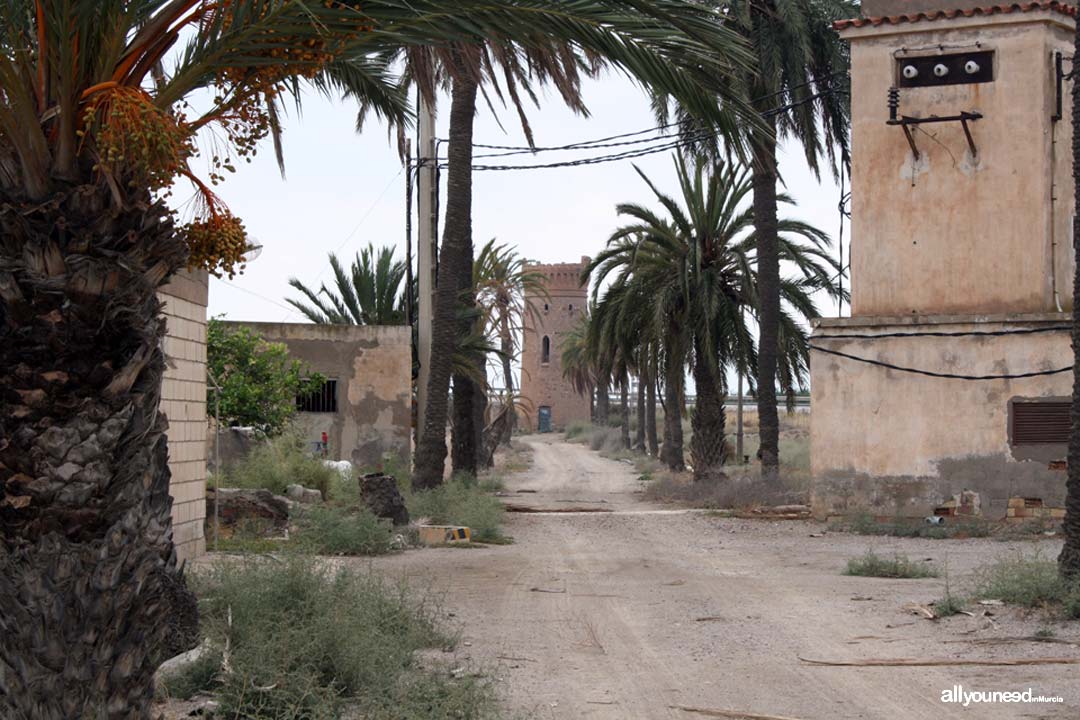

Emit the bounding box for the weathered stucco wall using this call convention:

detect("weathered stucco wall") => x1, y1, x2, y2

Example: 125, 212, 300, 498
843, 12, 1075, 316
520, 259, 592, 430
228, 322, 411, 469
159, 270, 208, 563
811, 314, 1070, 517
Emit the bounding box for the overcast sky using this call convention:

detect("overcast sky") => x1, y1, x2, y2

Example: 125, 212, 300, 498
202, 70, 848, 327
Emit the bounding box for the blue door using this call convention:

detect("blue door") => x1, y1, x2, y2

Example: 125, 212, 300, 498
538, 406, 552, 433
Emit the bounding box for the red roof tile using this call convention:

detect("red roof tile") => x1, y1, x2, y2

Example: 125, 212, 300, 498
834, 1, 1076, 30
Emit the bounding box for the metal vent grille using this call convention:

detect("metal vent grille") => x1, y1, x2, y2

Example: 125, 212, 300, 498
297, 379, 338, 413
1012, 401, 1070, 445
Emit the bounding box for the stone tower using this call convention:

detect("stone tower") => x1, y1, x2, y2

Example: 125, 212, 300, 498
520, 258, 592, 431
811, 0, 1076, 517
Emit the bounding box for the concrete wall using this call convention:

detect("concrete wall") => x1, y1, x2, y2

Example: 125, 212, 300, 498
227, 322, 411, 469
520, 259, 592, 431
841, 11, 1075, 316
159, 270, 209, 563
811, 314, 1070, 518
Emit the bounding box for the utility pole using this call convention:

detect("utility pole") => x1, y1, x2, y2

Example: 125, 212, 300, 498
416, 93, 437, 439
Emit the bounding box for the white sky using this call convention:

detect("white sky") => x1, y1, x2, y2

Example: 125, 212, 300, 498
203, 70, 849, 327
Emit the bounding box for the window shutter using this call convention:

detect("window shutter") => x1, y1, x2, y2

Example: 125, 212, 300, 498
1012, 402, 1070, 445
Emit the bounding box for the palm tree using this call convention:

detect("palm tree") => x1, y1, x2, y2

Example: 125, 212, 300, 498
1062, 18, 1080, 579
654, 0, 854, 482
587, 155, 840, 481
287, 244, 408, 325
0, 2, 755, 712
412, 2, 764, 488
474, 239, 548, 453
560, 312, 598, 420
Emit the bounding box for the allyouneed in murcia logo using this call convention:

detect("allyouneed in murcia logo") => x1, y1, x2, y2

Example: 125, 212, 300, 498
941, 685, 1064, 706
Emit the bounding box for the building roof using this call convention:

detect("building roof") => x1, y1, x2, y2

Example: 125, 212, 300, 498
834, 1, 1076, 30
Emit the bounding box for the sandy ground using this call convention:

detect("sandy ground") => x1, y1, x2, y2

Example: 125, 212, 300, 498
367, 434, 1080, 720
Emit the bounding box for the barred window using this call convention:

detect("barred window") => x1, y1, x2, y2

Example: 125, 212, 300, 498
1011, 401, 1069, 445
298, 379, 338, 413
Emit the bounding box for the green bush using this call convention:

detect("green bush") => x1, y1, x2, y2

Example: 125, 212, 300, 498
225, 430, 337, 500
408, 478, 505, 543
844, 550, 939, 579
160, 649, 221, 701
565, 421, 591, 441
188, 558, 499, 719
972, 553, 1078, 609
295, 506, 394, 556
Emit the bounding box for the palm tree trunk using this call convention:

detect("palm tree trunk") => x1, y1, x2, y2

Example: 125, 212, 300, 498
0, 188, 192, 716
752, 110, 781, 485
620, 380, 630, 449
415, 57, 479, 490
499, 315, 516, 447
661, 354, 685, 471
595, 377, 610, 425
635, 374, 646, 452
1060, 20, 1080, 579
690, 337, 727, 483
646, 355, 659, 456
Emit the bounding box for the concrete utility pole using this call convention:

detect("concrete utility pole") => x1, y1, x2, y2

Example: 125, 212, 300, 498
416, 94, 437, 438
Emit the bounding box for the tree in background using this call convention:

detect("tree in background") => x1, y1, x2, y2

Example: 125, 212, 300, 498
653, 0, 854, 483
206, 319, 324, 436
287, 244, 408, 325
474, 239, 549, 454
411, 1, 763, 489
586, 155, 840, 481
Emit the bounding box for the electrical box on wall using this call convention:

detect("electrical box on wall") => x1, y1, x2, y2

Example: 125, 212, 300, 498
897, 50, 995, 87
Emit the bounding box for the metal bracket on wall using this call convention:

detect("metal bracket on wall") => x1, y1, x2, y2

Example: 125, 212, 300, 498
886, 86, 982, 161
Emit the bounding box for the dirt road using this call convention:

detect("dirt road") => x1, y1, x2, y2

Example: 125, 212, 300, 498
375, 435, 1079, 719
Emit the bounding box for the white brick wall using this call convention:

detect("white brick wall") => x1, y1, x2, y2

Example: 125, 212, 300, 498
159, 270, 209, 563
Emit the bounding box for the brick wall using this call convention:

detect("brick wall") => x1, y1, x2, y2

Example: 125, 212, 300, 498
519, 259, 592, 430
159, 270, 209, 563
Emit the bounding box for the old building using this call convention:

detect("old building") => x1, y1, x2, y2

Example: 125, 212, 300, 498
160, 270, 209, 563
811, 0, 1076, 517
520, 259, 592, 431
224, 322, 411, 468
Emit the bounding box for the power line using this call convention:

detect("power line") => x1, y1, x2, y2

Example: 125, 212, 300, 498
815, 325, 1070, 340
809, 344, 1071, 381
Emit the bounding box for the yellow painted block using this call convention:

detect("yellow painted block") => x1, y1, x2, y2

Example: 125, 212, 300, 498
418, 525, 471, 546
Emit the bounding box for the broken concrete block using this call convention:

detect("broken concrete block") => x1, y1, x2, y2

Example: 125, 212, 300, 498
285, 484, 323, 504
418, 525, 471, 546
359, 472, 409, 525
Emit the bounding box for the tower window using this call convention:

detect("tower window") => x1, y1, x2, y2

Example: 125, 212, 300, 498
568, 304, 574, 313
541, 336, 551, 364
544, 303, 549, 312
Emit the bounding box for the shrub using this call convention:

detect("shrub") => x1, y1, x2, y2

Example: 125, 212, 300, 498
972, 553, 1072, 608
225, 429, 337, 500
159, 649, 221, 701
295, 506, 394, 556
565, 421, 591, 441
844, 551, 939, 579
408, 478, 505, 543
831, 512, 992, 540
188, 559, 499, 719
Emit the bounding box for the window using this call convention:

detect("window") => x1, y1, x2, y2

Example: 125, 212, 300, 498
1011, 400, 1069, 445
568, 303, 574, 313
543, 303, 549, 312
298, 379, 338, 413
541, 336, 551, 364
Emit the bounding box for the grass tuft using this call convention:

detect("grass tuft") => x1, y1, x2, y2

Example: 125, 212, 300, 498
183, 558, 499, 719
972, 553, 1080, 611
294, 505, 395, 556
219, 428, 338, 500
844, 550, 939, 579
407, 477, 506, 543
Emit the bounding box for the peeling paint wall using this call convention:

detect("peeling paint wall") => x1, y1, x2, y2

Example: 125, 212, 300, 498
159, 270, 209, 563
842, 13, 1075, 316
811, 9, 1077, 517
226, 322, 411, 469
811, 314, 1070, 517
